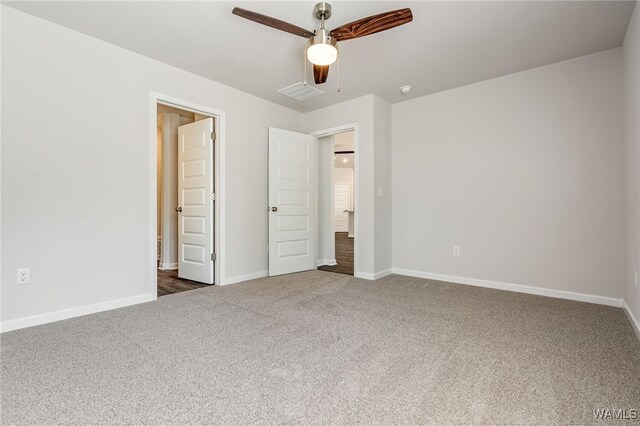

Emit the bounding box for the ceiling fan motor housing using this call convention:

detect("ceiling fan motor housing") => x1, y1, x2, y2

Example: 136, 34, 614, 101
308, 28, 337, 49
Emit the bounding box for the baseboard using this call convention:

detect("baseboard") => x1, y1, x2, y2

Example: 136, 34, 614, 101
391, 268, 622, 308
355, 272, 374, 280
158, 263, 178, 270
622, 299, 640, 341
0, 293, 156, 333
374, 269, 393, 280
223, 270, 269, 286
355, 269, 393, 281
317, 259, 337, 267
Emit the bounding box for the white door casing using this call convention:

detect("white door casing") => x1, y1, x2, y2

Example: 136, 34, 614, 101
269, 127, 317, 276
334, 183, 349, 232
177, 118, 214, 284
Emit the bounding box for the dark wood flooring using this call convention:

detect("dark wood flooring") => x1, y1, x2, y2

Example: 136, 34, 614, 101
157, 269, 208, 297
317, 232, 354, 276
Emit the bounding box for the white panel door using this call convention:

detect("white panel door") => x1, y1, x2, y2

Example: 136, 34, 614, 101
334, 183, 349, 232
177, 118, 214, 284
269, 127, 316, 276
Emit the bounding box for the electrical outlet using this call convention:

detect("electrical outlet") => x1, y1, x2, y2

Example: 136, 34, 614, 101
453, 246, 461, 257
635, 270, 638, 289
377, 187, 384, 197
17, 268, 30, 284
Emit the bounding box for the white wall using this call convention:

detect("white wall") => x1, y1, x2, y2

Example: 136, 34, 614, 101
334, 132, 354, 150
1, 7, 303, 326
623, 4, 640, 324
335, 167, 354, 210
392, 48, 625, 301
373, 96, 392, 276
334, 167, 354, 235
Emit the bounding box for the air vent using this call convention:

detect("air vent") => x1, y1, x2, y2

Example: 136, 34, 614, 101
278, 82, 324, 101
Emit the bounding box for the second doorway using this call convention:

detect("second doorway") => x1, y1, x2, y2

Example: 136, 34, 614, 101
317, 131, 355, 276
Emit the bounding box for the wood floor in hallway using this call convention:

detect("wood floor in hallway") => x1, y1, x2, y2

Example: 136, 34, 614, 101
317, 232, 354, 276
157, 269, 208, 296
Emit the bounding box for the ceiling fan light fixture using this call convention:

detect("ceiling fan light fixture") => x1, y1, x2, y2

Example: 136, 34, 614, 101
307, 29, 338, 66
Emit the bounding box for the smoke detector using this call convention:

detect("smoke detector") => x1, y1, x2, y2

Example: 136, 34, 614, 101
400, 85, 412, 94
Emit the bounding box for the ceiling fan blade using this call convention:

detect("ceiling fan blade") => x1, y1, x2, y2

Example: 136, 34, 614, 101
232, 8, 315, 38
313, 65, 330, 84
330, 8, 413, 42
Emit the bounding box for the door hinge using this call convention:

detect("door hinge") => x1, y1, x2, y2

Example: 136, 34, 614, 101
211, 253, 216, 262
211, 131, 216, 142
210, 192, 215, 201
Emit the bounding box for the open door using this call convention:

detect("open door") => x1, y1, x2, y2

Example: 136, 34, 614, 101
177, 118, 214, 284
269, 127, 317, 276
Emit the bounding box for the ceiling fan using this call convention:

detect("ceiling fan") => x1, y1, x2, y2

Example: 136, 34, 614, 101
232, 3, 413, 85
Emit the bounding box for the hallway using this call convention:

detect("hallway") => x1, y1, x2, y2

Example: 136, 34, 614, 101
157, 269, 207, 297
317, 232, 354, 276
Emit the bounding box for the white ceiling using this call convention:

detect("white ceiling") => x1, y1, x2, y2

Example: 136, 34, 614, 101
5, 1, 635, 113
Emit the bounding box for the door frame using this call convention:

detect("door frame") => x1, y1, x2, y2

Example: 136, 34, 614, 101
148, 92, 226, 298
309, 123, 360, 277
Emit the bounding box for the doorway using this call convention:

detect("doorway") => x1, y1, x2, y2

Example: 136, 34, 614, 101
317, 130, 356, 276
151, 94, 225, 297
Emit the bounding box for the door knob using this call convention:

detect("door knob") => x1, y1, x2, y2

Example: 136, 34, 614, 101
176, 207, 182, 213
271, 206, 278, 212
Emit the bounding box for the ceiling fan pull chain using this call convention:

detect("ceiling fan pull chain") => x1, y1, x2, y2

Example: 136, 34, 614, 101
303, 43, 308, 86
337, 53, 341, 93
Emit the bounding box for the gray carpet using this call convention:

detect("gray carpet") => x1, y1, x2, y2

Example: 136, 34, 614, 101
2, 271, 639, 425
